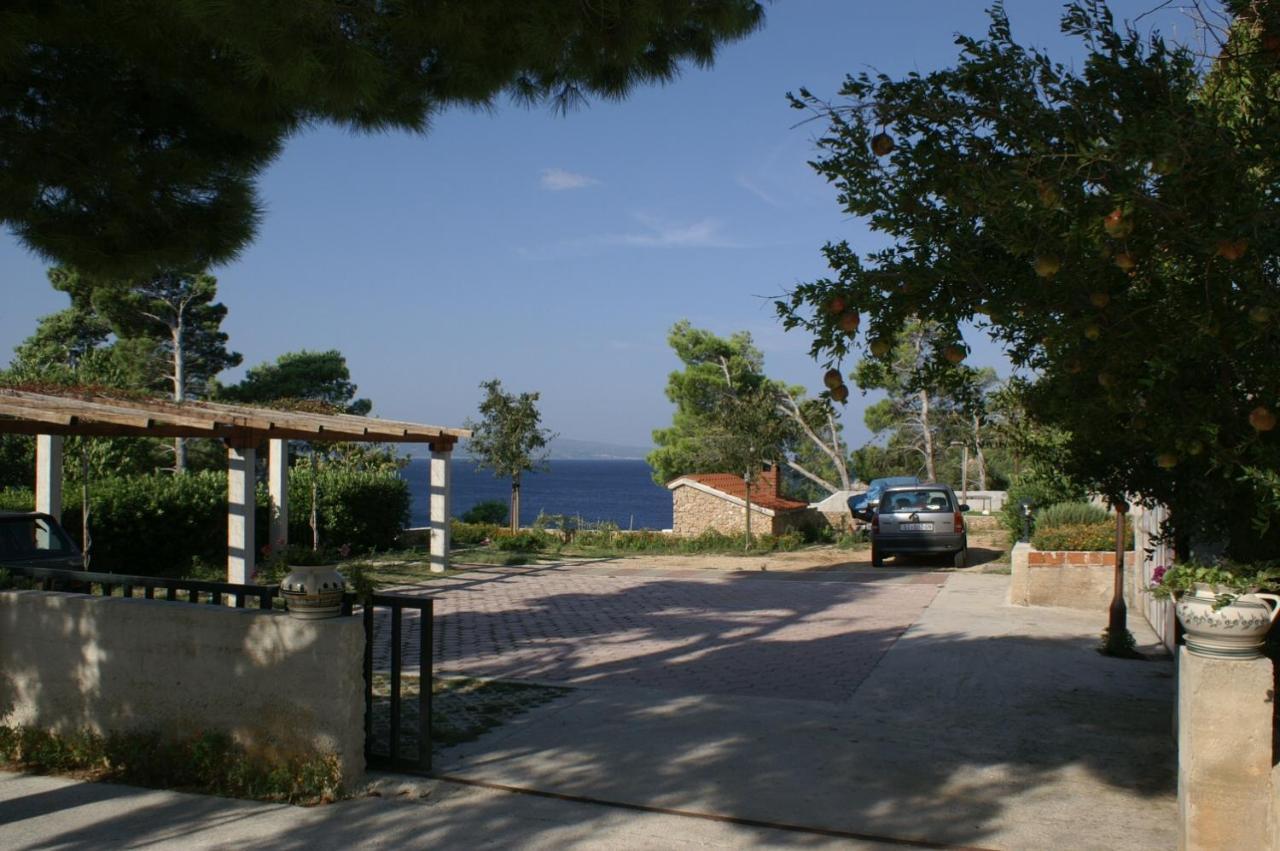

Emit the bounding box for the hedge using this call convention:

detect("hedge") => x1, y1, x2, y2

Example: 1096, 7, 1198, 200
286, 467, 410, 555
61, 472, 249, 577
47, 468, 411, 578
0, 487, 34, 512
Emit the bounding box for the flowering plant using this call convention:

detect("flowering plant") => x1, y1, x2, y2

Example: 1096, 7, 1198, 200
1147, 561, 1280, 608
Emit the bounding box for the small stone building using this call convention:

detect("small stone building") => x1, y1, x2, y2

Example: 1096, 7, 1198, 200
667, 466, 812, 537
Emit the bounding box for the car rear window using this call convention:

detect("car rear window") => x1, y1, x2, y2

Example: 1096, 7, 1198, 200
0, 517, 75, 556
881, 490, 954, 513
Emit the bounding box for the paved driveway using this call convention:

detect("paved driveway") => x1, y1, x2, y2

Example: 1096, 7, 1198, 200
378, 563, 946, 703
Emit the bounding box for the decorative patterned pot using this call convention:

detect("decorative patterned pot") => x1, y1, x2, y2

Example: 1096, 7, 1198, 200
1175, 583, 1280, 660
280, 564, 347, 620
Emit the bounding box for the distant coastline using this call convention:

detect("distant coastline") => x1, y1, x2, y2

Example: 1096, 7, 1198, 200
402, 457, 671, 529
406, 435, 652, 462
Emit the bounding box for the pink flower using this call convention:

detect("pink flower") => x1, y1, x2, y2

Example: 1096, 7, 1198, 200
1150, 565, 1167, 586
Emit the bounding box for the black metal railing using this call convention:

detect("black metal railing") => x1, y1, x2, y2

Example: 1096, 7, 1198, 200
359, 592, 433, 773
5, 565, 279, 608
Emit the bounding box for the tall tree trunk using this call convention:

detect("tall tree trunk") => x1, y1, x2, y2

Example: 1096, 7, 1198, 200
743, 475, 752, 550
971, 414, 988, 490
919, 389, 936, 480
171, 321, 187, 473
510, 473, 521, 532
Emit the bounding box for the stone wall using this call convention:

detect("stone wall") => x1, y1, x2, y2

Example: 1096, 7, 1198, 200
673, 486, 783, 537
0, 591, 365, 787
1008, 542, 1135, 610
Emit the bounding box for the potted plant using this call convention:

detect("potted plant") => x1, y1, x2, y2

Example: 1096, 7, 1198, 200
265, 542, 349, 620
1148, 562, 1280, 659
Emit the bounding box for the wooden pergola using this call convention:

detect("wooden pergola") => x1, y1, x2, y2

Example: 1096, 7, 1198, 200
0, 389, 470, 580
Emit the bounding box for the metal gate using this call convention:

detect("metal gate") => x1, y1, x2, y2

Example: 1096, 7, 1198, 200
357, 592, 434, 773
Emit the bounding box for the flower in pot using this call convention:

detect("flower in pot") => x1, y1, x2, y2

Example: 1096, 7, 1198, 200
1148, 562, 1280, 659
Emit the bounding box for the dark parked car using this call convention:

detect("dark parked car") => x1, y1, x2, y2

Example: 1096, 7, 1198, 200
856, 484, 969, 568
847, 476, 922, 516
0, 511, 84, 572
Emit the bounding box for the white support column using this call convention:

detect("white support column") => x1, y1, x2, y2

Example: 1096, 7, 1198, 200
35, 435, 63, 549
268, 439, 288, 555
429, 444, 452, 574
227, 443, 256, 584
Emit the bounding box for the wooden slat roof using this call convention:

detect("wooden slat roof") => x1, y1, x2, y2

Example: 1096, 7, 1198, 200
0, 389, 469, 447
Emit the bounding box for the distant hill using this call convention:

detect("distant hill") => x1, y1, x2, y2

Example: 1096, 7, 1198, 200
408, 436, 652, 461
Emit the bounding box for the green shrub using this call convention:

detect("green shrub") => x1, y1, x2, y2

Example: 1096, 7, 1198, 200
1032, 521, 1128, 551
1035, 501, 1109, 529
571, 528, 802, 555
61, 471, 257, 577
461, 499, 509, 525
451, 521, 499, 547
0, 726, 343, 804
0, 487, 34, 512
52, 468, 405, 578
492, 529, 552, 552
287, 467, 410, 554
1001, 471, 1087, 538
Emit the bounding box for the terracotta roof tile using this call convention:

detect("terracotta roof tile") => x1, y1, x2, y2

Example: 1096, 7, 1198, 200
678, 473, 809, 512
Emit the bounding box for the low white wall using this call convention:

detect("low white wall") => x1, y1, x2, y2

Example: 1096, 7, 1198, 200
960, 490, 1007, 513
0, 591, 365, 787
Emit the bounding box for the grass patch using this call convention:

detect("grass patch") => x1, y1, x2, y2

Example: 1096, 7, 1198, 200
0, 727, 344, 804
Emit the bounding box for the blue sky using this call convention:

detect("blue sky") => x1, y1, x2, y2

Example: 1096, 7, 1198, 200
0, 1, 1200, 449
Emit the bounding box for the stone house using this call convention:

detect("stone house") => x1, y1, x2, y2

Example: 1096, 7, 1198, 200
666, 465, 812, 537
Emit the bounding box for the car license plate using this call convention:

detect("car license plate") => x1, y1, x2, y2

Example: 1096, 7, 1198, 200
900, 523, 933, 531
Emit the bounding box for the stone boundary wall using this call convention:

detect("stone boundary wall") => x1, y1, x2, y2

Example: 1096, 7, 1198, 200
0, 591, 365, 787
1008, 542, 1135, 610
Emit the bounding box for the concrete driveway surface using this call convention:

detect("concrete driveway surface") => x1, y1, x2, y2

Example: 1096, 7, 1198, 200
0, 561, 1176, 850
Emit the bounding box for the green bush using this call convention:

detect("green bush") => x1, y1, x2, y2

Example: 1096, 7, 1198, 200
51, 468, 405, 578
492, 529, 552, 552
287, 467, 410, 554
451, 521, 499, 547
461, 499, 509, 525
1001, 471, 1087, 538
0, 726, 343, 804
0, 487, 34, 512
1032, 521, 1128, 551
61, 471, 258, 577
1035, 501, 1109, 529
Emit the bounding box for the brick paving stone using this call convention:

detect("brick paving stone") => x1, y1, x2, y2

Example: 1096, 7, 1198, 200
371, 565, 945, 703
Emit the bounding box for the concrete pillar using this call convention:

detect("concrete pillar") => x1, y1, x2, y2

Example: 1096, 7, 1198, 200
35, 435, 63, 549
227, 443, 256, 584
268, 439, 288, 555
1177, 647, 1273, 851
1007, 541, 1031, 606
429, 445, 452, 574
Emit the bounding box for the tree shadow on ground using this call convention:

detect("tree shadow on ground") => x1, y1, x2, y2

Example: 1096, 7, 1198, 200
4, 569, 1177, 850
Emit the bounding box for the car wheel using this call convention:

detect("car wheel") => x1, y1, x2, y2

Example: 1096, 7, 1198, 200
871, 545, 884, 567
953, 548, 968, 568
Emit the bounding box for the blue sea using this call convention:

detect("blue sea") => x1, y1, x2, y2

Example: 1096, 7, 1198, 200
401, 458, 673, 530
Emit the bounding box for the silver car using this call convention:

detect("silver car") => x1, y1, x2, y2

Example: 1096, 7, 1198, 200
864, 484, 969, 568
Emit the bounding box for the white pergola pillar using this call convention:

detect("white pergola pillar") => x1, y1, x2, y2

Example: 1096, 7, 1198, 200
227, 443, 256, 584
35, 434, 63, 517
35, 434, 63, 548
268, 438, 288, 555
429, 443, 452, 573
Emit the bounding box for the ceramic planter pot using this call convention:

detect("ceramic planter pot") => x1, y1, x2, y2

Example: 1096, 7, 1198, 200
1175, 583, 1280, 660
280, 564, 347, 620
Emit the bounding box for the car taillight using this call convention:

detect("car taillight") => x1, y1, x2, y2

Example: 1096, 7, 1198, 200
871, 512, 880, 533
953, 511, 965, 534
